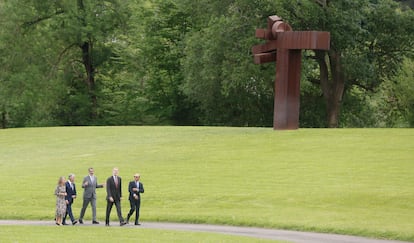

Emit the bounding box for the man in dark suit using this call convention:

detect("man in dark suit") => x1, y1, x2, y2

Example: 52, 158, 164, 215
63, 173, 78, 225
126, 173, 144, 225
105, 167, 127, 226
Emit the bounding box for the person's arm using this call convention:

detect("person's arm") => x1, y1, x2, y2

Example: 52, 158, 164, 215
139, 183, 144, 194
65, 184, 70, 201
82, 177, 88, 188
54, 186, 66, 197
119, 178, 122, 199
128, 182, 134, 196
73, 184, 77, 198
96, 177, 104, 188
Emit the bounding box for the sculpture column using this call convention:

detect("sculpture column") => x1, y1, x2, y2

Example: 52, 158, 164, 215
252, 15, 330, 130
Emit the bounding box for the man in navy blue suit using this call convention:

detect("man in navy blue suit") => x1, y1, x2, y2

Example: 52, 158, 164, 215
126, 173, 144, 225
63, 173, 78, 225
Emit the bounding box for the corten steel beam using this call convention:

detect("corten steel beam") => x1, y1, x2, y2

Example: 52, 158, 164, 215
274, 49, 302, 129
253, 52, 276, 64
252, 31, 330, 54
252, 15, 330, 130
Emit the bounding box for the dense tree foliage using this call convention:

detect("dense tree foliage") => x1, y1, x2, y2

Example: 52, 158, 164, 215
181, 0, 277, 126
277, 0, 414, 127
0, 0, 413, 128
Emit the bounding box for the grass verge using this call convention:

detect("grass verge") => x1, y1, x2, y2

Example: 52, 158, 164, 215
0, 126, 413, 241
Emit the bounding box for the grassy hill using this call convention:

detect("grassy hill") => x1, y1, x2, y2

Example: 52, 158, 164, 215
0, 126, 413, 241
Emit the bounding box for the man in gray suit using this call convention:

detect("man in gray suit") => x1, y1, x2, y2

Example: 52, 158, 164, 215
78, 167, 104, 224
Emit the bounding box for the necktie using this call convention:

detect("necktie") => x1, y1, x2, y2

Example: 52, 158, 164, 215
114, 176, 118, 187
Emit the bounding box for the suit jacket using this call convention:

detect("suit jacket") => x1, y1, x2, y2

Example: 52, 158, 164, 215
82, 175, 103, 199
128, 181, 144, 201
106, 176, 122, 201
65, 181, 77, 203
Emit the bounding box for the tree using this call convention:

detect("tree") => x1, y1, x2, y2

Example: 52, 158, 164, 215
397, 0, 414, 8
0, 1, 63, 127
132, 0, 200, 125
280, 0, 414, 127
371, 58, 414, 127
17, 0, 129, 125
1, 0, 412, 128
181, 0, 277, 126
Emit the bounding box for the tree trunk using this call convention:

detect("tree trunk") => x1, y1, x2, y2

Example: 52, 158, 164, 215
1, 110, 6, 129
315, 50, 345, 128
80, 41, 97, 121
77, 0, 97, 121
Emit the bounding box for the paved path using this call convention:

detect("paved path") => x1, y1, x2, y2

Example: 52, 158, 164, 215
0, 220, 411, 243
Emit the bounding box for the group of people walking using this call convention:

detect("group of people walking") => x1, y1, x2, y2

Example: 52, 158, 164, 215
54, 167, 144, 227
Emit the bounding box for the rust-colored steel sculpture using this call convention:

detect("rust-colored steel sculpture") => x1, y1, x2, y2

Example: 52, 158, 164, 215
252, 16, 330, 130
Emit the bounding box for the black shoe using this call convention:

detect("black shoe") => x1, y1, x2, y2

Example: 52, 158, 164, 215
120, 221, 127, 226
79, 219, 83, 224
72, 220, 78, 225
92, 221, 100, 224
134, 223, 141, 225
62, 222, 69, 225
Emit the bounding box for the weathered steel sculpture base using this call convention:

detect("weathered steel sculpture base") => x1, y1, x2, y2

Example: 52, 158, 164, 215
252, 16, 330, 130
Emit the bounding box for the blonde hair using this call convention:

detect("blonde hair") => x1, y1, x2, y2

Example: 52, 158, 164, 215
57, 176, 66, 186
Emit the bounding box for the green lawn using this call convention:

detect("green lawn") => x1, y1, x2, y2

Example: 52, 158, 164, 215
0, 225, 277, 243
0, 126, 413, 241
